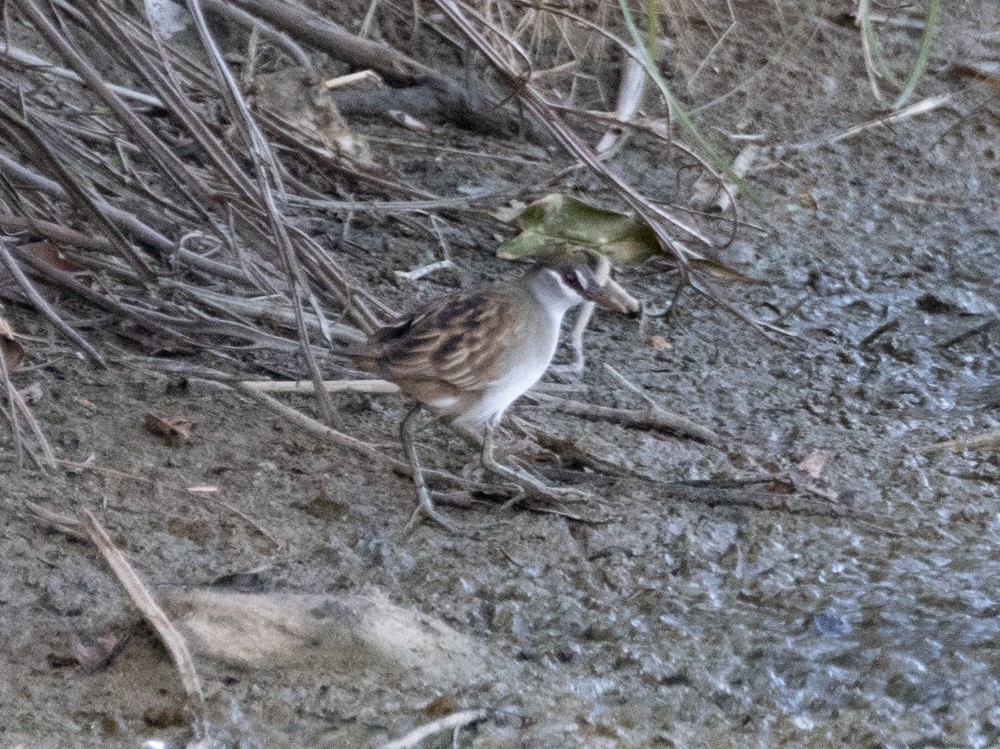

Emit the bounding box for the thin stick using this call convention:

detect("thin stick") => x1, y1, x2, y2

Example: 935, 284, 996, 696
377, 709, 490, 749
197, 0, 312, 69
323, 70, 383, 89
916, 430, 1000, 455
394, 259, 457, 282
790, 94, 951, 152
230, 382, 470, 489
240, 379, 400, 394
603, 364, 658, 407
0, 43, 164, 106
597, 364, 720, 444
0, 342, 57, 467
228, 0, 528, 138
0, 237, 106, 365
232, 381, 408, 472
78, 510, 205, 712
26, 501, 88, 540
530, 392, 719, 445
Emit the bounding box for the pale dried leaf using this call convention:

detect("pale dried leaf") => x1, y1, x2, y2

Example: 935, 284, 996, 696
796, 450, 828, 479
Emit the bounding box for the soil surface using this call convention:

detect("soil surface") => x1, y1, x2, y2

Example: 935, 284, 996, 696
3, 2, 1000, 748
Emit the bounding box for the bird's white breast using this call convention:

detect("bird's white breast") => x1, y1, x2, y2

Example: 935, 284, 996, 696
455, 303, 564, 427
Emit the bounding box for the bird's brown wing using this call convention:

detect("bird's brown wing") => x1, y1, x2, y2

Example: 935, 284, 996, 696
348, 288, 525, 392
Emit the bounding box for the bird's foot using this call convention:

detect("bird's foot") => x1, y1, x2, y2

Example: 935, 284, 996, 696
404, 488, 459, 534
500, 483, 590, 510
485, 462, 590, 510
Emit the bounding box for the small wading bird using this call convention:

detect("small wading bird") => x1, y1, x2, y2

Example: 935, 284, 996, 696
349, 250, 641, 529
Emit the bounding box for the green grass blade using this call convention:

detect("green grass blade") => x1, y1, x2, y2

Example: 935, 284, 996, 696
893, 0, 941, 109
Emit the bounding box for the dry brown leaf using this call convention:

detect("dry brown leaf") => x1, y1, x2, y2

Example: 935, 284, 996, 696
795, 191, 818, 210
423, 694, 460, 718
19, 241, 83, 273
649, 335, 670, 351
951, 63, 1000, 89
145, 412, 194, 444
0, 316, 25, 373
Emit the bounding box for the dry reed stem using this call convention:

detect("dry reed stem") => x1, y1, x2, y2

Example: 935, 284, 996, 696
434, 0, 713, 255
231, 381, 410, 473
916, 430, 1000, 455
229, 381, 475, 492
530, 392, 719, 445
240, 379, 401, 394
78, 510, 206, 717
0, 322, 56, 468
0, 236, 105, 365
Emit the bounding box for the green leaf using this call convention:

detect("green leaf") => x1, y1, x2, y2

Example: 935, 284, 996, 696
497, 194, 759, 285
496, 194, 661, 265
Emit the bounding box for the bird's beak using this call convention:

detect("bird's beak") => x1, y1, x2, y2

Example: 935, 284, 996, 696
582, 278, 642, 318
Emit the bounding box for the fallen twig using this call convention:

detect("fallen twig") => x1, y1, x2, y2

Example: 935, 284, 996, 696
225, 0, 528, 138
860, 317, 901, 348
76, 510, 206, 732
527, 365, 720, 445
0, 236, 106, 366
0, 43, 164, 106
378, 708, 490, 749
231, 381, 411, 474
240, 378, 400, 394
937, 317, 999, 348
196, 0, 311, 69
30, 507, 208, 723
916, 430, 1000, 454
25, 501, 87, 540
530, 394, 719, 445
957, 381, 1000, 409
790, 94, 951, 151
0, 324, 56, 468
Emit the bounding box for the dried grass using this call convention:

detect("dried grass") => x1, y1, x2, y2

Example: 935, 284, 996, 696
0, 0, 742, 407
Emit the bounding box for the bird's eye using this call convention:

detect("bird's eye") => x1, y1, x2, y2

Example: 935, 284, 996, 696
562, 270, 582, 289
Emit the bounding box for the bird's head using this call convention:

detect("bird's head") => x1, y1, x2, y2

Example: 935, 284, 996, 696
530, 249, 642, 318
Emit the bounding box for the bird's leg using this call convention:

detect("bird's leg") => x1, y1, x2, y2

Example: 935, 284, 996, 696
481, 421, 588, 509
549, 301, 595, 379
399, 403, 455, 532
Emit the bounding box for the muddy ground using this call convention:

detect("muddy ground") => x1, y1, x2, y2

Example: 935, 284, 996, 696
3, 1, 1000, 747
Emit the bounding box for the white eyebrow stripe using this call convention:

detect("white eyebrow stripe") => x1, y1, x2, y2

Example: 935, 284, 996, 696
545, 268, 583, 301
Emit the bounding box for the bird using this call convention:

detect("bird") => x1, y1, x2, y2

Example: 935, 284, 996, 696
348, 250, 642, 529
